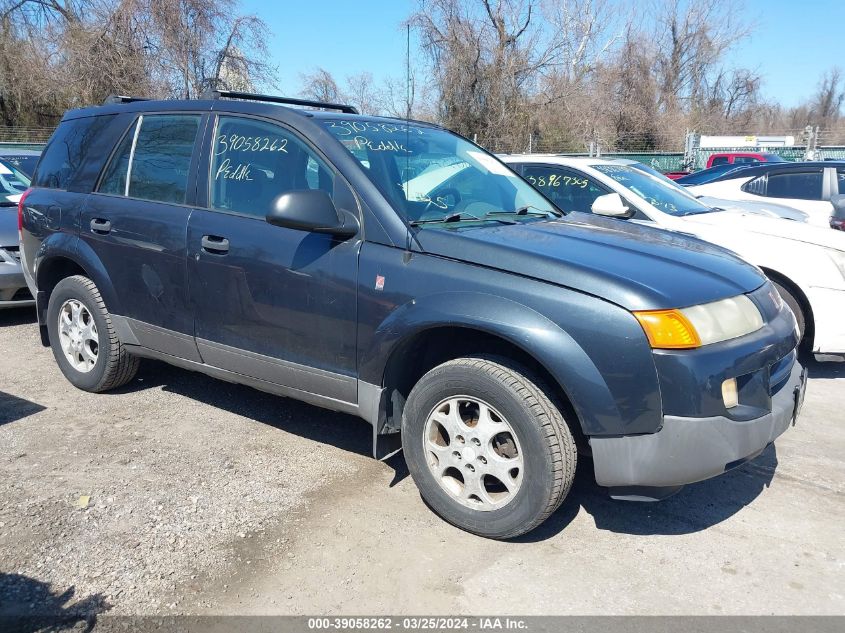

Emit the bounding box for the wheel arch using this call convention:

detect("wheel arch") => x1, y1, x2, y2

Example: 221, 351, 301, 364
379, 324, 587, 450
35, 238, 119, 334
760, 266, 815, 350
364, 292, 628, 447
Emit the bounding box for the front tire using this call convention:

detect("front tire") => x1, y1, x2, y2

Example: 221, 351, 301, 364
47, 275, 139, 392
402, 356, 577, 539
772, 280, 807, 344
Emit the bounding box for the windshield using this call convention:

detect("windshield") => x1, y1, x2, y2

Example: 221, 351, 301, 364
319, 119, 556, 223
592, 164, 712, 216
0, 159, 30, 195
1, 155, 39, 178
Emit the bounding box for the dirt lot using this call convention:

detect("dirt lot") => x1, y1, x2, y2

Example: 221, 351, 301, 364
1, 305, 844, 618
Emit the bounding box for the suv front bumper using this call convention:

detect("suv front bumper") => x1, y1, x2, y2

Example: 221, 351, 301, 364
590, 360, 806, 497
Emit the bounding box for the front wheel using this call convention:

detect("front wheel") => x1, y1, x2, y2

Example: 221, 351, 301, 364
402, 357, 577, 539
47, 275, 139, 392
771, 280, 807, 345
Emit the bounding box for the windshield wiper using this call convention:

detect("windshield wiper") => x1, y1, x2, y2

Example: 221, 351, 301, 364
410, 212, 515, 226
486, 205, 561, 218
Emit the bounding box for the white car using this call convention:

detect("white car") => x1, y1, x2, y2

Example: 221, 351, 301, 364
622, 161, 809, 222
685, 161, 845, 228
499, 155, 845, 360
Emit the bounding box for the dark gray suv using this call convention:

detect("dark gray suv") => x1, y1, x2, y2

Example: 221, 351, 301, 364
19, 92, 805, 538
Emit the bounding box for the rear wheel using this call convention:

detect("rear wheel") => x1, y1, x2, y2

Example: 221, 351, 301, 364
402, 356, 577, 539
47, 275, 139, 392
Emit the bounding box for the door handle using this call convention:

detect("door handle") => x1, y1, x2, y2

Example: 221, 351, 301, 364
90, 218, 111, 234
201, 235, 230, 254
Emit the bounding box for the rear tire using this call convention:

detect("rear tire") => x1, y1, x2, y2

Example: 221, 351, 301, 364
402, 356, 577, 539
47, 275, 139, 392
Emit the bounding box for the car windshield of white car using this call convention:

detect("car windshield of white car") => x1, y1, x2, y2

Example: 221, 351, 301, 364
320, 119, 557, 225
593, 164, 713, 216
0, 159, 30, 194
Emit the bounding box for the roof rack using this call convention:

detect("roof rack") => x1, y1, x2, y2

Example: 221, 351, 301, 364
102, 95, 150, 105
202, 89, 359, 114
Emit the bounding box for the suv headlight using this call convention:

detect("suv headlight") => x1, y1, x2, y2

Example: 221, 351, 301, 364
827, 249, 845, 280
634, 295, 764, 349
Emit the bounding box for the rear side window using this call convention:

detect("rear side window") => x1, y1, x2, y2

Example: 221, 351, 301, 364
766, 171, 823, 201
33, 115, 115, 190
710, 156, 729, 167
98, 114, 201, 204
209, 116, 333, 219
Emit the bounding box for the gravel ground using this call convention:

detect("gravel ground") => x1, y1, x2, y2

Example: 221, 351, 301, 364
1, 305, 844, 619
0, 307, 368, 616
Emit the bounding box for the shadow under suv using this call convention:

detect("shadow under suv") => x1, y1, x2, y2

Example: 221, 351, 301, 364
19, 91, 806, 538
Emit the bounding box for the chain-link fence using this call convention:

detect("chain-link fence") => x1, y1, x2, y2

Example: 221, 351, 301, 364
477, 128, 845, 173
0, 127, 54, 144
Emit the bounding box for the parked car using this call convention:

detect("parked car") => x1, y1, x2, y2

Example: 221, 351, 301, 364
676, 163, 753, 186
705, 152, 787, 168
626, 161, 808, 222
832, 195, 845, 231
686, 161, 845, 228
0, 157, 32, 202
0, 149, 42, 179
502, 155, 845, 360
1, 202, 35, 309
20, 93, 804, 538
0, 158, 34, 309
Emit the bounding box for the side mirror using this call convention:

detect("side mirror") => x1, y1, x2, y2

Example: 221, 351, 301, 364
591, 193, 632, 218
266, 190, 359, 238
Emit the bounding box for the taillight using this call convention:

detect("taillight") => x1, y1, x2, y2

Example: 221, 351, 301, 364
17, 187, 32, 234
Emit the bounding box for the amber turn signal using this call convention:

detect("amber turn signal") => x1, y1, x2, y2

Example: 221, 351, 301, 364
633, 309, 702, 349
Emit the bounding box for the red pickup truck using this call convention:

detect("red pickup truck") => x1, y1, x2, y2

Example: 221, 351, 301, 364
705, 152, 786, 168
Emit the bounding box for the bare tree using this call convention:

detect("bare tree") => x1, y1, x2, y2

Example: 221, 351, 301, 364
345, 72, 378, 114
811, 68, 844, 124
299, 67, 342, 103
0, 0, 274, 126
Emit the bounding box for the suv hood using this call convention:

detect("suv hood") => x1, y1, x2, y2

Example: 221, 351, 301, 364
414, 212, 765, 311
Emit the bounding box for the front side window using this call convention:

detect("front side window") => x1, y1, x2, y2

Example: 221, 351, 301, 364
592, 164, 712, 216
98, 114, 201, 204
209, 116, 333, 218
765, 171, 823, 201
710, 156, 729, 167
319, 119, 556, 223
520, 165, 607, 213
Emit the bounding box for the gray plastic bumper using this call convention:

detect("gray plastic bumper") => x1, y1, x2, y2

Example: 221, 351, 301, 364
590, 360, 806, 490
0, 261, 34, 308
